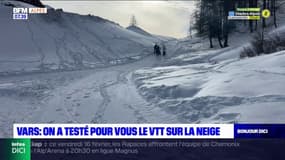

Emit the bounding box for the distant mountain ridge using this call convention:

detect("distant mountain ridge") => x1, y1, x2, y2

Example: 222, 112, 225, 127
127, 25, 176, 42
126, 25, 153, 37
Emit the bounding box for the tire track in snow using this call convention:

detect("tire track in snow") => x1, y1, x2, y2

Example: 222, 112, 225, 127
90, 71, 125, 123
90, 70, 152, 123
91, 84, 111, 123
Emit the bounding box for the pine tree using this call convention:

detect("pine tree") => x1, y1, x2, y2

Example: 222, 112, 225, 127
129, 15, 137, 27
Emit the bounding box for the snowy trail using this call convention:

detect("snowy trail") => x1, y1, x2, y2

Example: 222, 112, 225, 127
32, 55, 178, 124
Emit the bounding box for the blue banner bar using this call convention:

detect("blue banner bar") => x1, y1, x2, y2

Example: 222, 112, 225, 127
234, 124, 285, 138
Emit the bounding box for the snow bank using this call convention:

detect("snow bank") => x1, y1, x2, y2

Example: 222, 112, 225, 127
134, 50, 285, 123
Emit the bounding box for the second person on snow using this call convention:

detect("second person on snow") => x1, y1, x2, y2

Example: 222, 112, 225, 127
153, 43, 166, 56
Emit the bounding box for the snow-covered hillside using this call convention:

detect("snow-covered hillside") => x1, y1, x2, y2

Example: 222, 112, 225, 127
127, 25, 175, 42
0, 1, 164, 75
127, 25, 153, 37
134, 29, 285, 124
1, 0, 285, 138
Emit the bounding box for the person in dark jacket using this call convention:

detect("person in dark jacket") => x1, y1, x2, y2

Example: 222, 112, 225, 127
154, 44, 158, 55
157, 45, 161, 56
153, 43, 161, 56
162, 44, 166, 56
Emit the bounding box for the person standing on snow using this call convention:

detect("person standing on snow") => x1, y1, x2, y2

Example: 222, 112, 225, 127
157, 45, 161, 56
162, 44, 166, 56
153, 43, 158, 55
153, 43, 161, 56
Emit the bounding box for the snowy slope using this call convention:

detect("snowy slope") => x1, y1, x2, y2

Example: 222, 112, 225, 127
0, 1, 162, 75
126, 25, 153, 37
127, 25, 175, 42
133, 27, 285, 124
1, 0, 285, 138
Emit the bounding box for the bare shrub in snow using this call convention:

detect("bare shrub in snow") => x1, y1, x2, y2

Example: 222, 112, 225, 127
241, 30, 285, 58
251, 32, 264, 55
240, 46, 256, 59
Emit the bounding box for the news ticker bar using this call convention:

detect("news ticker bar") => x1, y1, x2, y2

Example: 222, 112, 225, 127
2, 138, 285, 160
13, 124, 285, 139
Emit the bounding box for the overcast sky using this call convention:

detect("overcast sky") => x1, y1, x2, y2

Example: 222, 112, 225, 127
43, 1, 196, 38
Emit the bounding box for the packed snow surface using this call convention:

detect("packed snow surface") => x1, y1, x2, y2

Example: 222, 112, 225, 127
1, 0, 285, 137
134, 48, 285, 124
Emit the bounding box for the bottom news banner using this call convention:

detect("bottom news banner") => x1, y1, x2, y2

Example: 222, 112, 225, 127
1, 139, 285, 160
0, 124, 285, 160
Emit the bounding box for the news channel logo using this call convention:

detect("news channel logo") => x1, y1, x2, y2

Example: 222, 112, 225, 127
2, 139, 31, 160
13, 7, 47, 20
13, 8, 28, 20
